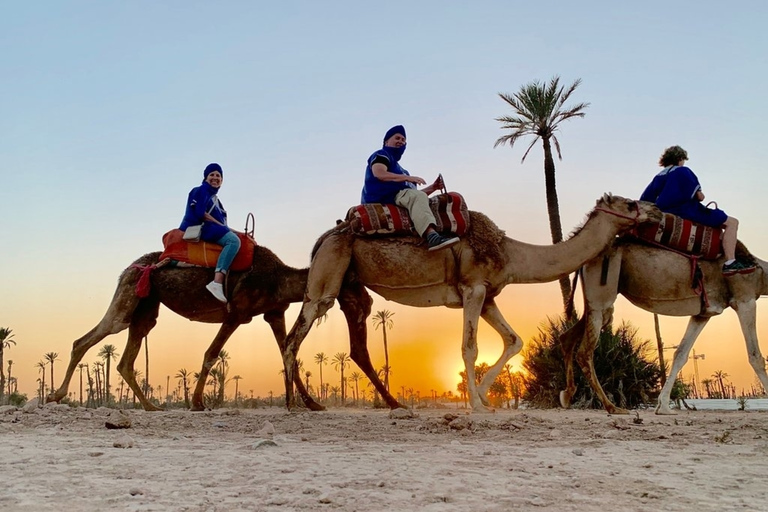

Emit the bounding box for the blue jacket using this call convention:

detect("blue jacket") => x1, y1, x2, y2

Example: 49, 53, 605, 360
360, 148, 415, 204
640, 165, 727, 227
179, 182, 231, 242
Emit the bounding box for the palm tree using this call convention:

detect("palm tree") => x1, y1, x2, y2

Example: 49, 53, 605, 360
495, 76, 589, 315
712, 370, 729, 399
216, 350, 231, 406
232, 375, 243, 406
176, 368, 191, 408
0, 328, 16, 404
314, 352, 328, 400
5, 360, 13, 397
303, 370, 312, 397
44, 352, 59, 393
36, 360, 47, 401
77, 363, 88, 406
349, 371, 362, 405
97, 344, 119, 405
332, 352, 351, 404
371, 310, 394, 391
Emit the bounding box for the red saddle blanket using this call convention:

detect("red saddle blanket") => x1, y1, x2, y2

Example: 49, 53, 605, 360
346, 192, 470, 236
634, 213, 722, 260
159, 230, 255, 271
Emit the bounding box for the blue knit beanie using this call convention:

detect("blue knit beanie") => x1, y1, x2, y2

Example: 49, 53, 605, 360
204, 163, 222, 178
383, 125, 406, 143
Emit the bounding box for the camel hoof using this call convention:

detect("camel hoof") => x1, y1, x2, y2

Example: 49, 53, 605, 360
305, 401, 326, 412
655, 404, 677, 416
471, 405, 496, 414
144, 404, 164, 412
559, 390, 572, 409
607, 407, 630, 415
190, 403, 205, 412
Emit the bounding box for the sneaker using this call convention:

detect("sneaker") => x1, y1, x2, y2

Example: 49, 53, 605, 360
722, 260, 757, 276
427, 232, 460, 252
206, 281, 227, 303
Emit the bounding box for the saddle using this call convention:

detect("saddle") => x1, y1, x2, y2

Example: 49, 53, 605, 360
159, 229, 256, 272
631, 213, 722, 260
346, 192, 470, 237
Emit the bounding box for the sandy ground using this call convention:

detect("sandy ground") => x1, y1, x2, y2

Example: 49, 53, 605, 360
1, 404, 767, 512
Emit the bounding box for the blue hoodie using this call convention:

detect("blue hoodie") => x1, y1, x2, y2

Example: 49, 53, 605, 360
179, 181, 231, 241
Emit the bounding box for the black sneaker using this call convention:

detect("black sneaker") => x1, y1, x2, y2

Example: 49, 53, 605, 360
722, 260, 757, 276
427, 232, 460, 251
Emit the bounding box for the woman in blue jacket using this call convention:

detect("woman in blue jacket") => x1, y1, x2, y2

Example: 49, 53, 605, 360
179, 163, 241, 302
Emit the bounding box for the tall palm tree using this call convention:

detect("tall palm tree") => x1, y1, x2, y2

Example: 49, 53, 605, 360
36, 360, 47, 401
332, 352, 350, 404
349, 371, 362, 405
314, 352, 328, 400
44, 352, 59, 393
77, 363, 88, 406
371, 310, 394, 391
0, 328, 16, 404
97, 344, 119, 405
232, 375, 243, 406
712, 370, 729, 399
6, 360, 13, 397
495, 76, 589, 315
216, 350, 231, 406
176, 368, 191, 408
304, 370, 312, 397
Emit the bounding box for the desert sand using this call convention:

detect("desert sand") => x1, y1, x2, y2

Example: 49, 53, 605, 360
1, 404, 767, 512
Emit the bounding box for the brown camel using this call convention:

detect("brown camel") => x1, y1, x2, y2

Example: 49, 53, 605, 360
281, 194, 662, 411
49, 245, 329, 411
558, 240, 768, 415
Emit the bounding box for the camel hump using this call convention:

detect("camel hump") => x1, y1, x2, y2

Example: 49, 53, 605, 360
346, 192, 470, 237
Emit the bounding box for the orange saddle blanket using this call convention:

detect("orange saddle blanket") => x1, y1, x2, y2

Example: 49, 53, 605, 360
346, 192, 470, 237
634, 213, 722, 260
159, 230, 255, 271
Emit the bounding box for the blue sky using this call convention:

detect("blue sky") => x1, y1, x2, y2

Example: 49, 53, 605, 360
3, 1, 768, 399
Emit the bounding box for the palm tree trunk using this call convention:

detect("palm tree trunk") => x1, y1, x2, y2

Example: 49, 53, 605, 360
383, 327, 390, 392
542, 137, 572, 317
0, 347, 5, 404
654, 314, 666, 386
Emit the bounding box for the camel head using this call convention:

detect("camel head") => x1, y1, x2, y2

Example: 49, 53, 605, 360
593, 194, 663, 231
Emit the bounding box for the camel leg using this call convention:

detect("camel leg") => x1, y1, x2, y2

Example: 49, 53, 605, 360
263, 310, 325, 412
475, 300, 523, 404
459, 284, 492, 412
283, 233, 352, 410
339, 281, 405, 409
50, 268, 144, 403
575, 304, 629, 414
655, 316, 709, 415
733, 300, 768, 394
559, 315, 586, 408
116, 297, 162, 411
191, 321, 241, 411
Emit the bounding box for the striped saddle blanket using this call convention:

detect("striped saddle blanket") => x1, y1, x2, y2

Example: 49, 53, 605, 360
634, 213, 722, 260
346, 192, 470, 237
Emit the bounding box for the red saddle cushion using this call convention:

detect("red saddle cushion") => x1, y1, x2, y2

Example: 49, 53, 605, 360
346, 192, 470, 237
159, 230, 256, 271
635, 213, 722, 260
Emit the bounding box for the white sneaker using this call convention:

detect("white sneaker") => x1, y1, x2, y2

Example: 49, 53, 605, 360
206, 281, 227, 303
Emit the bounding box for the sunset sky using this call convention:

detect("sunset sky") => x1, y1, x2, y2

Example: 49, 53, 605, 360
3, 2, 768, 402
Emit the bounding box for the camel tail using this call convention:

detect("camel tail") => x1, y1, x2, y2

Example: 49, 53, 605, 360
310, 222, 351, 260
565, 270, 581, 321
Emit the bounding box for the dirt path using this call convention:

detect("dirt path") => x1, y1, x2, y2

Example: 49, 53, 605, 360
1, 405, 766, 511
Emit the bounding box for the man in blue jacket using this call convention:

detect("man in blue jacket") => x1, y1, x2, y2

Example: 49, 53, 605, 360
641, 145, 754, 275
361, 125, 459, 251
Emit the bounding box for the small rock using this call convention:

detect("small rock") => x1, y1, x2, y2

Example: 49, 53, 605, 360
212, 421, 228, 429
87, 451, 104, 457
22, 398, 40, 413
448, 417, 473, 431
389, 408, 415, 420
256, 420, 275, 437
572, 448, 584, 456
251, 439, 278, 449
105, 411, 132, 429
129, 488, 144, 496
113, 434, 134, 448
549, 429, 562, 438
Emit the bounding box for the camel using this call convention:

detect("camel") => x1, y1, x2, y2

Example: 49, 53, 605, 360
280, 194, 663, 411
558, 239, 768, 415
49, 245, 331, 411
